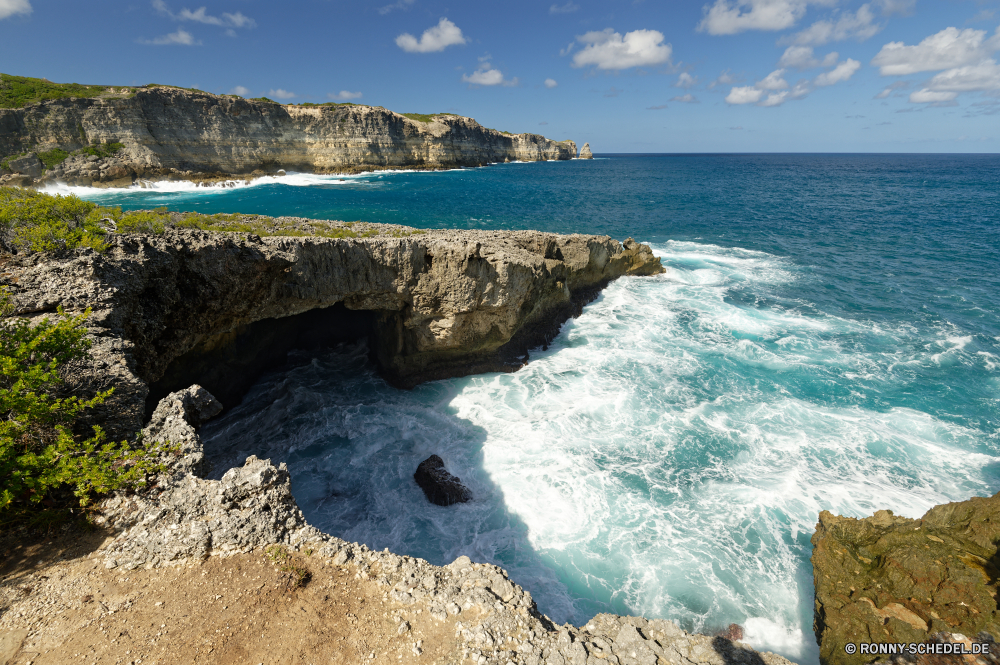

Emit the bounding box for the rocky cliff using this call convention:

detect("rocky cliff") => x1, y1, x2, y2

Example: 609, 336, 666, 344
811, 496, 1000, 665
2, 223, 662, 439
0, 86, 578, 187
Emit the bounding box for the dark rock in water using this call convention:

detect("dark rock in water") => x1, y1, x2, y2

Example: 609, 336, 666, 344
414, 455, 472, 506
811, 492, 1000, 665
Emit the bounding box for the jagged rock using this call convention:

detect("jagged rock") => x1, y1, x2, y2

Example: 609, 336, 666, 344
7, 153, 42, 177
2, 226, 663, 440
579, 143, 593, 159
142, 384, 222, 477
811, 493, 1000, 665
414, 455, 472, 506
1, 87, 576, 180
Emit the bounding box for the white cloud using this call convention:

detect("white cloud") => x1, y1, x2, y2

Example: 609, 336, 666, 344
544, 78, 558, 88
153, 1, 255, 29
329, 90, 363, 100
708, 70, 738, 88
726, 86, 765, 103
462, 62, 517, 86
874, 80, 909, 98
675, 72, 698, 88
909, 89, 958, 103
671, 93, 701, 102
396, 17, 466, 53
871, 26, 999, 76
140, 29, 199, 45
571, 28, 672, 70
378, 0, 414, 15
559, 41, 575, 56
926, 59, 1000, 92
814, 57, 860, 85
757, 69, 789, 89
268, 89, 296, 99
230, 85, 250, 96
778, 45, 839, 68
549, 2, 579, 14
0, 0, 31, 20
698, 0, 833, 35
784, 4, 881, 46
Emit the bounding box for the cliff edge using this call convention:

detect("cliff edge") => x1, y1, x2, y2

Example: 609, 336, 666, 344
0, 84, 578, 187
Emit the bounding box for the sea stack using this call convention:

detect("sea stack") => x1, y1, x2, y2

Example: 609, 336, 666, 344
579, 143, 593, 159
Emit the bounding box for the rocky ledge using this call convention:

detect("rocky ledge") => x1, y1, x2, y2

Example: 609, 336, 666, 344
812, 495, 1000, 665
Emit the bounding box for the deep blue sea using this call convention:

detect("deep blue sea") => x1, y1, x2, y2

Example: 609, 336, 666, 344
65, 155, 1000, 663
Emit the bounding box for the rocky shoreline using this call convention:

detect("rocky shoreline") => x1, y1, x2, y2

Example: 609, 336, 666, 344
0, 86, 587, 189
2, 217, 1000, 664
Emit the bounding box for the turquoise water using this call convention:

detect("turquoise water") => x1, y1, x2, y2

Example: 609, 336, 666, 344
68, 155, 1000, 663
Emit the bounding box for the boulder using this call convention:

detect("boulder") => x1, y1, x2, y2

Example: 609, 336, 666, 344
414, 455, 472, 506
579, 143, 593, 159
811, 493, 1000, 665
7, 153, 43, 177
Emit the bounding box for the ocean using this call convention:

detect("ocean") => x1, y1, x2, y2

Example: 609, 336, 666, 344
63, 154, 1000, 663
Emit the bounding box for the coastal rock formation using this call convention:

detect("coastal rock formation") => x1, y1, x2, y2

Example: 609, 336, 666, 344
0, 86, 577, 187
414, 455, 473, 506
579, 143, 593, 159
811, 495, 1000, 665
3, 225, 663, 439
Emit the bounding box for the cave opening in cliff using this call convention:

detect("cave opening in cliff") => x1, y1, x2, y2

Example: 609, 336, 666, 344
145, 303, 378, 418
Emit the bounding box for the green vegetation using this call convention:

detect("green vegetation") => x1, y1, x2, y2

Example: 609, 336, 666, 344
144, 83, 207, 94
296, 102, 358, 107
79, 142, 124, 159
0, 187, 424, 252
0, 73, 110, 109
37, 149, 70, 169
265, 545, 311, 587
251, 96, 277, 104
402, 112, 456, 123
0, 289, 173, 526
0, 153, 26, 171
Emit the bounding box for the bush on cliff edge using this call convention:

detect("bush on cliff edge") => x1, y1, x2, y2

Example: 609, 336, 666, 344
0, 289, 171, 526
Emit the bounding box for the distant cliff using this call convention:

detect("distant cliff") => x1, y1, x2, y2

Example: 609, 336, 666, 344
0, 85, 577, 186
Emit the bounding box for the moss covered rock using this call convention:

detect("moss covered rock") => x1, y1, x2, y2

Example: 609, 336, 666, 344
812, 493, 1000, 665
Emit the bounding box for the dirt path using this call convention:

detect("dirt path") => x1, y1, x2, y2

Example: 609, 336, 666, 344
0, 531, 466, 665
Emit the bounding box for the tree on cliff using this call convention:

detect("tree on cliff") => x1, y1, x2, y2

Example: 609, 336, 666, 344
0, 289, 170, 526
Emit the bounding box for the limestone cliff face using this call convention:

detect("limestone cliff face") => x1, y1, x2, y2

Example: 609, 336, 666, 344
0, 87, 577, 185
579, 142, 593, 159
3, 226, 662, 438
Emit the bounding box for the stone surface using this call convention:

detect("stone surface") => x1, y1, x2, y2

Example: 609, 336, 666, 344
0, 87, 577, 186
811, 495, 1000, 665
579, 143, 593, 159
6, 153, 42, 177
2, 226, 663, 440
414, 455, 473, 506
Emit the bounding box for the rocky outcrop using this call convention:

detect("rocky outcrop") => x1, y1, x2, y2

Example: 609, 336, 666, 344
579, 143, 593, 159
414, 455, 473, 506
2, 225, 663, 438
811, 495, 1000, 665
92, 384, 796, 665
0, 86, 578, 187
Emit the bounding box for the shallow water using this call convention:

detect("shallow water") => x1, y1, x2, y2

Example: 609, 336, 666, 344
78, 155, 1000, 663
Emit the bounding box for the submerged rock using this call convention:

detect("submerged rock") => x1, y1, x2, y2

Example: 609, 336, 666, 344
811, 493, 1000, 665
414, 455, 472, 506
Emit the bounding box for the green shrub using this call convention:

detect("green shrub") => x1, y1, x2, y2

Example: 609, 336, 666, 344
38, 149, 70, 169
0, 73, 109, 109
402, 112, 455, 123
79, 142, 124, 159
0, 289, 173, 524
0, 187, 108, 252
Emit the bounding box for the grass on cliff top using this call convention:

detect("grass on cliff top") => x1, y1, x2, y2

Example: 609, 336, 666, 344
0, 74, 112, 109
402, 112, 456, 123
0, 187, 423, 254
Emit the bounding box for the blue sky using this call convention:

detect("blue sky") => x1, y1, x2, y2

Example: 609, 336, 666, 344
2, 0, 999, 152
